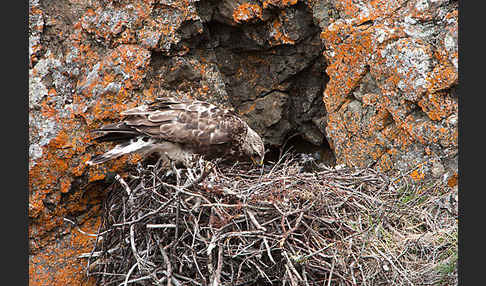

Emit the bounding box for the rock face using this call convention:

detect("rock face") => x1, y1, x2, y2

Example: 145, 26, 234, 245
319, 0, 458, 181
29, 0, 457, 284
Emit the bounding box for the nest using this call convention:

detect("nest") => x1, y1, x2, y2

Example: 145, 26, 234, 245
82, 154, 457, 285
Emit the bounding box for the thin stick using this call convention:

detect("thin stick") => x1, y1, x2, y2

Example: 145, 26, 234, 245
160, 247, 173, 286
115, 174, 132, 196
146, 224, 176, 229
122, 263, 137, 286
211, 245, 223, 286
327, 251, 336, 286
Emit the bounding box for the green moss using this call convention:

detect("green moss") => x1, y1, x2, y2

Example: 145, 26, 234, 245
436, 251, 457, 277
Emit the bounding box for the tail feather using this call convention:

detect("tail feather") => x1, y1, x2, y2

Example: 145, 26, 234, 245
91, 123, 139, 133
86, 137, 155, 165
86, 153, 120, 165
91, 122, 140, 143
93, 132, 138, 143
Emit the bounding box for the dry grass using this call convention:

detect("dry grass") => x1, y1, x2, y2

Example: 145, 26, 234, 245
81, 153, 458, 285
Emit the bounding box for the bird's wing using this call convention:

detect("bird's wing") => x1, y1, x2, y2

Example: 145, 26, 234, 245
96, 98, 246, 146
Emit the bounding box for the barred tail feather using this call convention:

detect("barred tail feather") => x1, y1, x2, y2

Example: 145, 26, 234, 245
86, 137, 154, 165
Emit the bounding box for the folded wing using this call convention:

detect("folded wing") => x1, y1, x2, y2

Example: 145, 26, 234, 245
92, 98, 246, 146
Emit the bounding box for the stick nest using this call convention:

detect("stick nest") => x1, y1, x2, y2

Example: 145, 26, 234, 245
84, 154, 457, 285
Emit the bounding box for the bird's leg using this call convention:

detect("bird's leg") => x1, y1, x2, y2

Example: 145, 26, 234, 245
171, 160, 181, 186
153, 156, 170, 178
151, 152, 176, 178
179, 152, 196, 169
183, 155, 201, 186
197, 156, 205, 170
180, 157, 214, 190
186, 165, 196, 183
196, 156, 217, 178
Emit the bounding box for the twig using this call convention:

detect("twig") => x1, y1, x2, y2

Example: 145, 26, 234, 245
327, 251, 336, 286
115, 174, 132, 196
374, 246, 414, 286
246, 210, 267, 231
146, 224, 176, 229
211, 245, 223, 286
122, 263, 137, 286
63, 217, 105, 237
160, 246, 173, 286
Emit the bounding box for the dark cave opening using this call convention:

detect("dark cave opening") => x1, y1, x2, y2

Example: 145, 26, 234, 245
264, 134, 336, 166
193, 0, 334, 168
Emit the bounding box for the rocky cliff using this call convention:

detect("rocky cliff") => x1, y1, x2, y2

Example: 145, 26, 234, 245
29, 0, 457, 284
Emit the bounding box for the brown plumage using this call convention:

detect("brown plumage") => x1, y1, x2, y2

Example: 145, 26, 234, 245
87, 97, 265, 167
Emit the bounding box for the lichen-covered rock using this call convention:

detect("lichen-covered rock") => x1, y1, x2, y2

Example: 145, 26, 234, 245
80, 0, 202, 54
29, 0, 44, 68
29, 1, 215, 284
29, 0, 458, 283
319, 0, 458, 182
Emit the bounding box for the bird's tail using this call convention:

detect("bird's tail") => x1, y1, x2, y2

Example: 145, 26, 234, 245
86, 137, 154, 165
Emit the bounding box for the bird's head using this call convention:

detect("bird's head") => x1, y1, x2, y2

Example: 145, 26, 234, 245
242, 127, 265, 166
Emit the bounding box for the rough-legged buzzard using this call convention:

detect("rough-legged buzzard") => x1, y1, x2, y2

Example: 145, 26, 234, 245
87, 97, 265, 167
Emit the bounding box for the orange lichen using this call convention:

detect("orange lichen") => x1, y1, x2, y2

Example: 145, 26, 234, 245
321, 20, 374, 113
30, 43, 151, 285
87, 168, 106, 182
233, 3, 263, 23
263, 0, 298, 9
269, 17, 295, 45
30, 217, 100, 286
410, 169, 425, 181
332, 0, 362, 19
85, 8, 95, 17
239, 103, 257, 115
129, 153, 144, 164
369, 0, 406, 19
376, 153, 393, 172
40, 99, 58, 118
418, 91, 457, 121
59, 178, 72, 194
367, 110, 392, 134
30, 4, 43, 15
426, 62, 457, 94
30, 44, 42, 62
447, 173, 458, 187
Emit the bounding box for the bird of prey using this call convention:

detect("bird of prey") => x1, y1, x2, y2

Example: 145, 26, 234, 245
86, 97, 265, 167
